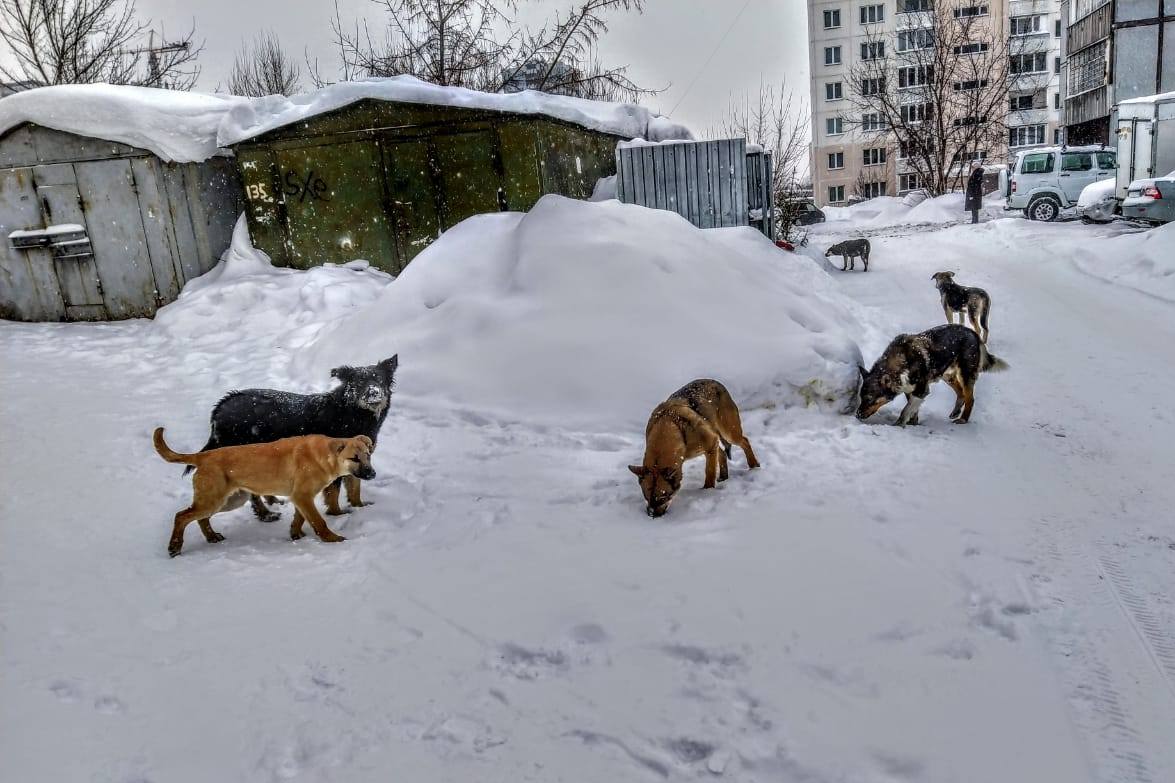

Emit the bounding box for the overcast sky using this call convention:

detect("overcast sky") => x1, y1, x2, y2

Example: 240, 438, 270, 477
135, 0, 810, 137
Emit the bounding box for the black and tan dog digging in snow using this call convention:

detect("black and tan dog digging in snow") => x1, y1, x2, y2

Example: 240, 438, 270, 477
629, 379, 760, 518
932, 271, 992, 343
825, 238, 871, 272
192, 356, 397, 520
856, 325, 1007, 425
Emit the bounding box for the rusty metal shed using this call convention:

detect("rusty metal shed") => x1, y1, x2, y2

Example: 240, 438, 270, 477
224, 78, 689, 274
0, 85, 244, 321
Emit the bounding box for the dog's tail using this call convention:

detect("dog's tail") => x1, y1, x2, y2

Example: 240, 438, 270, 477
979, 344, 1009, 373
154, 428, 202, 466
181, 433, 218, 475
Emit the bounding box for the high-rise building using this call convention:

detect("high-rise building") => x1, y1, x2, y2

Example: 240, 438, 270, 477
807, 0, 1065, 206
1060, 0, 1175, 145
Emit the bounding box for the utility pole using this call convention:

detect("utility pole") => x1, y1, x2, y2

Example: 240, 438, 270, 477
121, 30, 191, 87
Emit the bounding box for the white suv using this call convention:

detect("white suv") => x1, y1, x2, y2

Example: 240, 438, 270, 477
1000, 146, 1117, 221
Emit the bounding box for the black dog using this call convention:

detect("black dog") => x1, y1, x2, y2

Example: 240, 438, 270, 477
193, 355, 398, 519
825, 238, 870, 272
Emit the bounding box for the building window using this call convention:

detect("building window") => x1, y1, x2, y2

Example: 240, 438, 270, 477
899, 138, 933, 158
898, 0, 933, 12
953, 78, 989, 91
828, 151, 845, 169
1055, 19, 1061, 36
1067, 41, 1107, 96
860, 4, 885, 23
899, 173, 921, 191
900, 103, 929, 123
953, 42, 989, 55
1010, 52, 1048, 74
1053, 92, 1060, 109
861, 41, 885, 60
828, 185, 846, 203
1054, 56, 1061, 73
898, 65, 932, 88
826, 82, 844, 100
861, 112, 886, 131
897, 29, 933, 51
1054, 127, 1062, 144
1010, 124, 1046, 147
823, 9, 842, 28
1009, 94, 1034, 111
827, 117, 844, 134
825, 46, 842, 66
863, 147, 887, 166
1010, 15, 1044, 36
951, 149, 987, 164
861, 77, 885, 96
860, 181, 887, 198
953, 5, 988, 17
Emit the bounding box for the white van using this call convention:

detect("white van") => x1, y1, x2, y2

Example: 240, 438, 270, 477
999, 146, 1117, 221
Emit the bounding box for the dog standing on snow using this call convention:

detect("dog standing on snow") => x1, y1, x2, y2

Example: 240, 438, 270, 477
629, 379, 760, 518
154, 429, 375, 557
825, 238, 871, 272
932, 271, 992, 343
193, 356, 397, 520
856, 324, 1007, 425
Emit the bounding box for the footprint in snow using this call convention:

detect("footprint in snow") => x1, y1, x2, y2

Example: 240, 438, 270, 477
94, 695, 125, 714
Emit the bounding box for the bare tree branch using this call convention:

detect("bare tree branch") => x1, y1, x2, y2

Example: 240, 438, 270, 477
227, 30, 301, 96
0, 0, 201, 90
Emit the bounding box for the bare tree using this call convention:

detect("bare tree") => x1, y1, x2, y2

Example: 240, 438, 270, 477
719, 80, 810, 240
228, 31, 301, 97
0, 0, 201, 90
320, 0, 654, 101
848, 5, 1016, 195
852, 148, 893, 201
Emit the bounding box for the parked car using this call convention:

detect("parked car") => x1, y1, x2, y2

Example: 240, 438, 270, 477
1121, 173, 1175, 224
791, 199, 826, 225
1000, 146, 1117, 221
1076, 178, 1119, 223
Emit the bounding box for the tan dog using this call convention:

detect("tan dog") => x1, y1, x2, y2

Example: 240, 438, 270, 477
153, 428, 375, 557
628, 379, 760, 518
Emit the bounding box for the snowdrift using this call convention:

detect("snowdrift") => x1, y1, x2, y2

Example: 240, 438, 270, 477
823, 192, 1002, 227
295, 196, 865, 430
0, 84, 249, 162
152, 216, 393, 349
1074, 222, 1175, 302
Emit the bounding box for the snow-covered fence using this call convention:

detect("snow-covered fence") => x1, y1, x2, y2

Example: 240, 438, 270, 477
615, 138, 774, 237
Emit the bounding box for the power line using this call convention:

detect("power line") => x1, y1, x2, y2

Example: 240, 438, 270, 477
668, 0, 754, 116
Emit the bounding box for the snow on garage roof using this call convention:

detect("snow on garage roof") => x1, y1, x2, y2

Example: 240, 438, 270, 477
0, 83, 250, 163
1117, 90, 1175, 105
217, 75, 693, 146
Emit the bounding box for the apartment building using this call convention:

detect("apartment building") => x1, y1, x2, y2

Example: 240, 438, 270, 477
807, 0, 1065, 206
1060, 0, 1175, 144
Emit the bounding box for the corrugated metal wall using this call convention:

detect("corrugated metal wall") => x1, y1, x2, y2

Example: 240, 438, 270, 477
615, 138, 774, 237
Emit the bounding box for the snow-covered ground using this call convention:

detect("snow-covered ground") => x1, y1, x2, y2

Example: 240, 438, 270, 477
3, 199, 1174, 783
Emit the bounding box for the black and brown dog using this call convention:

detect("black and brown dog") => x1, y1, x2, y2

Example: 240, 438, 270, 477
154, 429, 375, 557
629, 379, 760, 518
856, 324, 1007, 425
193, 356, 397, 521
932, 271, 992, 343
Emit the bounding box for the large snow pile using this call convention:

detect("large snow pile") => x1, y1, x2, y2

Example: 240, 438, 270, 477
1074, 222, 1175, 302
1078, 177, 1117, 208
0, 84, 249, 162
294, 195, 865, 430
823, 192, 1003, 227
220, 75, 692, 146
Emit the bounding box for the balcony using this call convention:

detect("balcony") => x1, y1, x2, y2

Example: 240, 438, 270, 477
1008, 108, 1050, 125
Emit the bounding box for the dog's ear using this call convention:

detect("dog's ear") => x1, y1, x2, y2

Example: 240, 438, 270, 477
331, 365, 356, 383
628, 465, 647, 477
858, 364, 869, 379
356, 435, 374, 451
378, 354, 398, 383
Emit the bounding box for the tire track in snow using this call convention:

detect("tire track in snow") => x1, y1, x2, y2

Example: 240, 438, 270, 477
1093, 548, 1175, 698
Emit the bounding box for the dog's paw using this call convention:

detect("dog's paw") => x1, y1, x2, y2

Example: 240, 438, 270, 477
325, 508, 352, 517
258, 512, 280, 523
168, 546, 182, 558
350, 500, 374, 508
319, 533, 347, 543
208, 532, 226, 543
